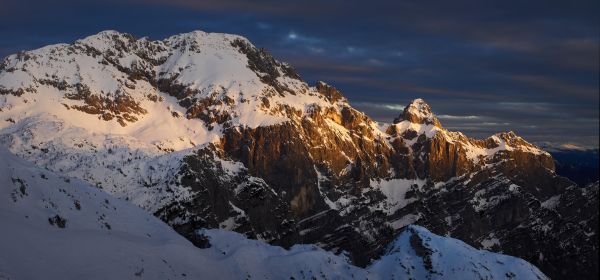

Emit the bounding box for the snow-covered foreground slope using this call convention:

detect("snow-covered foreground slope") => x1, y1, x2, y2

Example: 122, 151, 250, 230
0, 147, 547, 280
0, 146, 361, 280
0, 147, 220, 279
370, 226, 547, 280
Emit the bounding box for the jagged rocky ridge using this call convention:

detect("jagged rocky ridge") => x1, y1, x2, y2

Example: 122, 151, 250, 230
0, 30, 597, 279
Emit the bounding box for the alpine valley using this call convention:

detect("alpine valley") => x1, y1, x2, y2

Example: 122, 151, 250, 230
0, 30, 597, 279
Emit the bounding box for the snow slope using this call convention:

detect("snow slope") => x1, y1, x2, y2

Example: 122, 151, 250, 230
0, 147, 547, 280
0, 30, 334, 138
369, 226, 548, 280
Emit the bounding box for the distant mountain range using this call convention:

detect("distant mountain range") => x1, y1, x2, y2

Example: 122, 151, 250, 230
0, 30, 597, 279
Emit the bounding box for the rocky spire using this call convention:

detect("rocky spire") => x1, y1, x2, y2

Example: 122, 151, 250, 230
394, 98, 442, 128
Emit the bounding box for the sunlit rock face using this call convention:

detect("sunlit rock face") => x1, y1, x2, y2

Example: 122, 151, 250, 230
0, 30, 596, 279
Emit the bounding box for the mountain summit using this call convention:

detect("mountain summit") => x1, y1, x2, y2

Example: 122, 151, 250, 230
396, 98, 442, 127
0, 30, 597, 279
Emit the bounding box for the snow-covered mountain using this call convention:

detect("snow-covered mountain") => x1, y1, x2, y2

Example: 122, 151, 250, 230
0, 30, 597, 279
0, 147, 548, 279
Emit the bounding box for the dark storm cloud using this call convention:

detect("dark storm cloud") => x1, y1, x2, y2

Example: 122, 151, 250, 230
1, 0, 598, 148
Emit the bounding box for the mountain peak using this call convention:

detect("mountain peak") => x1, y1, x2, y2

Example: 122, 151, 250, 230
78, 30, 136, 44
395, 98, 442, 127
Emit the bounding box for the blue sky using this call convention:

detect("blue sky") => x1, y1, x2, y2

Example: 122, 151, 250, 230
1, 0, 598, 149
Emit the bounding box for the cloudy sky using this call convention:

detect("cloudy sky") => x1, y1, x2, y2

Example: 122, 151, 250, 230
1, 0, 598, 149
